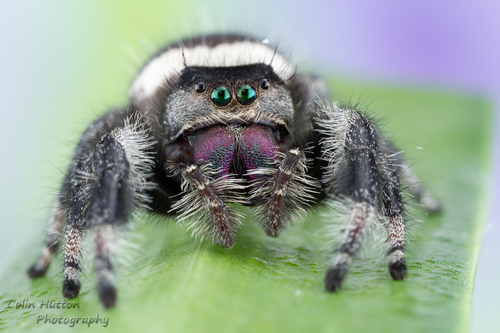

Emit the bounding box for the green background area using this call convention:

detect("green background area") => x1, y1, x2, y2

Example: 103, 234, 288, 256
0, 2, 491, 333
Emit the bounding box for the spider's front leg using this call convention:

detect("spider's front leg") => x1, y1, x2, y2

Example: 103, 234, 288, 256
66, 118, 155, 307
316, 104, 408, 291
82, 132, 133, 307
28, 112, 156, 308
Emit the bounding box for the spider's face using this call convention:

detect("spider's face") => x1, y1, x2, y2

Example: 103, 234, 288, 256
163, 64, 294, 141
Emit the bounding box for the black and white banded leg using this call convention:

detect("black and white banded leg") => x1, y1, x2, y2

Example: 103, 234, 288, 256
384, 169, 407, 280
249, 148, 318, 238
265, 149, 304, 237
86, 133, 134, 307
170, 161, 244, 249
317, 104, 408, 291
30, 112, 155, 308
27, 197, 66, 278
62, 153, 96, 300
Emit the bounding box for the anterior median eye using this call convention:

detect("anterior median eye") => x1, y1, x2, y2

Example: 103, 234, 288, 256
236, 85, 256, 105
211, 86, 231, 106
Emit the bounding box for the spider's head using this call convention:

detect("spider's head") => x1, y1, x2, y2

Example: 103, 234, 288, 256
128, 35, 296, 142
164, 64, 294, 140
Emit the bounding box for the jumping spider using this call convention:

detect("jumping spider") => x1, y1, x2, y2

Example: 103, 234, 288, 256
28, 34, 441, 308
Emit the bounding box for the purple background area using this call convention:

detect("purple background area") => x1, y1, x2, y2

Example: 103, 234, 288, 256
279, 1, 500, 93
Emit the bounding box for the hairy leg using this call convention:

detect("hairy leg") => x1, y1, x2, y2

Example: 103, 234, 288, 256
29, 111, 156, 308
63, 157, 94, 299
397, 161, 442, 213
383, 167, 407, 280
89, 132, 134, 307
316, 104, 407, 291
248, 148, 318, 237
27, 197, 66, 278
170, 161, 244, 249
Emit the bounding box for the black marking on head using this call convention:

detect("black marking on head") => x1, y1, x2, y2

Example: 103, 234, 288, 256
173, 64, 284, 109
177, 64, 284, 91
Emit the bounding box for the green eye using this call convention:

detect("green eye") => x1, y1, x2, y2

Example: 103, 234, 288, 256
210, 86, 231, 106
236, 85, 256, 105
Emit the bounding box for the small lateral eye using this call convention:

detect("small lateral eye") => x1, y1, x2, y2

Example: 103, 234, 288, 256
195, 82, 205, 93
260, 79, 270, 89
210, 86, 231, 106
236, 85, 256, 105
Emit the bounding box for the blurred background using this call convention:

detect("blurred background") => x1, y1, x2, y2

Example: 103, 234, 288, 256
0, 1, 497, 331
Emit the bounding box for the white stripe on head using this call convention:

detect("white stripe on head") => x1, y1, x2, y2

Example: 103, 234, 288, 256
129, 40, 294, 102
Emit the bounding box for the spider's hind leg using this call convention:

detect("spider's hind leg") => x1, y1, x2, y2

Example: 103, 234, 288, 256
27, 197, 66, 278
397, 160, 442, 214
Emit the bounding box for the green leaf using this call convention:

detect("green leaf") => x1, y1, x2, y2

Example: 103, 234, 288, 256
0, 82, 490, 333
